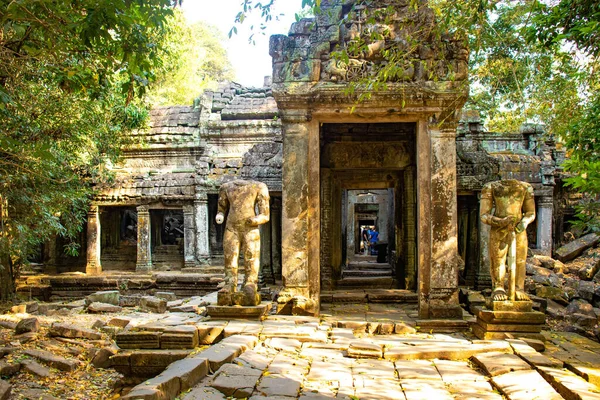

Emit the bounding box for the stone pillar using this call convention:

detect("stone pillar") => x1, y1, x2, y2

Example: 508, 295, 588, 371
278, 110, 320, 315
271, 198, 282, 280
477, 203, 493, 289
536, 196, 553, 256
194, 192, 210, 264
421, 123, 462, 319
86, 205, 102, 275
136, 205, 152, 272
183, 204, 196, 268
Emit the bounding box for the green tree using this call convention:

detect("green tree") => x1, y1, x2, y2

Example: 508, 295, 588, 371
0, 0, 179, 301
148, 11, 234, 106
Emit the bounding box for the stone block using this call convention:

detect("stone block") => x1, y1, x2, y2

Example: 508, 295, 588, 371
155, 292, 177, 301
555, 233, 600, 262
384, 341, 512, 361
471, 351, 531, 376
395, 359, 442, 380
0, 379, 10, 400
23, 349, 80, 372
15, 317, 39, 334
347, 341, 382, 359
199, 335, 257, 373
48, 322, 102, 340
91, 345, 118, 369
210, 364, 262, 398
485, 300, 533, 312
477, 309, 546, 324
86, 290, 120, 306
256, 375, 302, 398
538, 365, 600, 400
475, 321, 543, 333
400, 379, 454, 400
471, 323, 545, 342
206, 303, 269, 320
162, 357, 209, 393
116, 331, 161, 349
88, 302, 123, 313
108, 317, 132, 328
126, 350, 192, 378
21, 359, 52, 377
140, 296, 167, 314
265, 337, 302, 352
0, 360, 21, 377
196, 323, 225, 345
10, 301, 38, 314
434, 359, 487, 382
491, 369, 563, 399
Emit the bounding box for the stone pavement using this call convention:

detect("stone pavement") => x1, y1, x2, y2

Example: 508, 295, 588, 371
117, 305, 600, 400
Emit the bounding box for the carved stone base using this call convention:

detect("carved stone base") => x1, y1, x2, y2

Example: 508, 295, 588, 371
276, 290, 318, 316
206, 302, 270, 320
472, 306, 545, 341
485, 300, 533, 312
218, 289, 261, 307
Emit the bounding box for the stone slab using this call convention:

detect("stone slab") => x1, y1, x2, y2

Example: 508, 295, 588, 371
415, 319, 470, 333
491, 370, 563, 400
0, 360, 21, 377
384, 341, 512, 361
477, 309, 546, 324
475, 321, 543, 333
471, 351, 531, 377
485, 300, 533, 312
21, 360, 51, 377
471, 323, 546, 342
434, 359, 487, 382
206, 303, 269, 320
446, 380, 503, 400
347, 341, 382, 359
395, 360, 442, 380
0, 379, 10, 400
48, 322, 101, 340
210, 364, 262, 398
555, 233, 600, 262
256, 375, 302, 398
537, 366, 600, 400
196, 323, 225, 345
400, 379, 454, 400
23, 349, 80, 371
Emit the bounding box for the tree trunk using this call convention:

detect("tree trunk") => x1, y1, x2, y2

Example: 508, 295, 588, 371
0, 252, 15, 302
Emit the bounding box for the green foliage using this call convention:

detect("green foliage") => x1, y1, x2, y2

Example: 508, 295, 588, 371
148, 11, 234, 106
0, 0, 179, 299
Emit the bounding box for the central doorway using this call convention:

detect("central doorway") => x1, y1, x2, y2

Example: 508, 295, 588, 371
319, 123, 417, 291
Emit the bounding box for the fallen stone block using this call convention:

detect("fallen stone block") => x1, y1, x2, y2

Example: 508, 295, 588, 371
347, 341, 383, 359
48, 322, 102, 340
140, 296, 167, 314
211, 363, 262, 398
21, 359, 51, 377
161, 326, 199, 350
10, 301, 38, 314
0, 320, 16, 330
88, 302, 123, 313
15, 317, 39, 334
0, 360, 21, 377
196, 323, 225, 345
555, 233, 600, 262
116, 331, 161, 349
0, 379, 10, 400
23, 349, 80, 371
0, 348, 13, 359
108, 316, 132, 328
199, 335, 257, 373
91, 345, 118, 369
491, 369, 563, 399
155, 292, 177, 301
86, 290, 120, 306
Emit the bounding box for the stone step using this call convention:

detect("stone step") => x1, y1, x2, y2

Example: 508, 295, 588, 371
337, 277, 396, 290
342, 269, 393, 278
368, 289, 418, 303
346, 262, 392, 270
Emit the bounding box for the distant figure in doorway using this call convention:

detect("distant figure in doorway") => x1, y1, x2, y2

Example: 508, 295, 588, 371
362, 227, 369, 255
368, 226, 379, 255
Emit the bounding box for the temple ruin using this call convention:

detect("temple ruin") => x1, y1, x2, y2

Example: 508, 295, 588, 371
30, 0, 568, 321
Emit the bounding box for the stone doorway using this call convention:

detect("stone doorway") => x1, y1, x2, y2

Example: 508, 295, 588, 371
320, 123, 417, 292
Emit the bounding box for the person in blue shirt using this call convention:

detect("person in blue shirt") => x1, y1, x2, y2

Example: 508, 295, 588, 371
368, 226, 379, 255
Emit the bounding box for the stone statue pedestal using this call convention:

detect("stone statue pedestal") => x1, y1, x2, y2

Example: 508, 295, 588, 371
217, 290, 261, 307
472, 300, 546, 341
206, 302, 270, 320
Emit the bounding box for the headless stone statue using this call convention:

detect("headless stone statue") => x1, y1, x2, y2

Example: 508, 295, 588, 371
480, 179, 536, 302
216, 180, 270, 306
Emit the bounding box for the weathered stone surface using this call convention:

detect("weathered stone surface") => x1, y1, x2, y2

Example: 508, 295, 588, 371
347, 341, 383, 359
256, 375, 301, 397
155, 292, 177, 301
140, 296, 167, 313
49, 322, 102, 340
538, 366, 600, 400
536, 286, 569, 304
477, 309, 545, 324
475, 321, 543, 333
400, 379, 454, 400
206, 303, 269, 320
578, 259, 600, 281
91, 345, 118, 369
384, 341, 512, 361
108, 317, 132, 328
21, 359, 52, 377
0, 360, 20, 377
86, 290, 120, 306
0, 379, 10, 400
555, 233, 600, 262
491, 370, 563, 399
116, 331, 161, 349
211, 364, 262, 398
566, 299, 597, 317
23, 349, 80, 371
88, 302, 123, 313
161, 326, 199, 350
471, 351, 531, 376
264, 337, 302, 352
10, 301, 38, 314
434, 359, 487, 382
182, 386, 226, 400
395, 359, 442, 380
15, 317, 39, 334
199, 335, 257, 372
196, 323, 225, 345
447, 380, 503, 400
471, 323, 546, 341
485, 300, 533, 312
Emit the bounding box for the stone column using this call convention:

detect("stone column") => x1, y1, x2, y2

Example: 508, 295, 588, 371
477, 194, 493, 289
194, 192, 210, 264
536, 196, 553, 256
424, 123, 462, 319
271, 198, 282, 280
136, 205, 152, 272
86, 205, 102, 275
278, 109, 320, 315
183, 204, 196, 268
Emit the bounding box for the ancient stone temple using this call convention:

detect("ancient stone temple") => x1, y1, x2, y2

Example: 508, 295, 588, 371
37, 0, 566, 320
